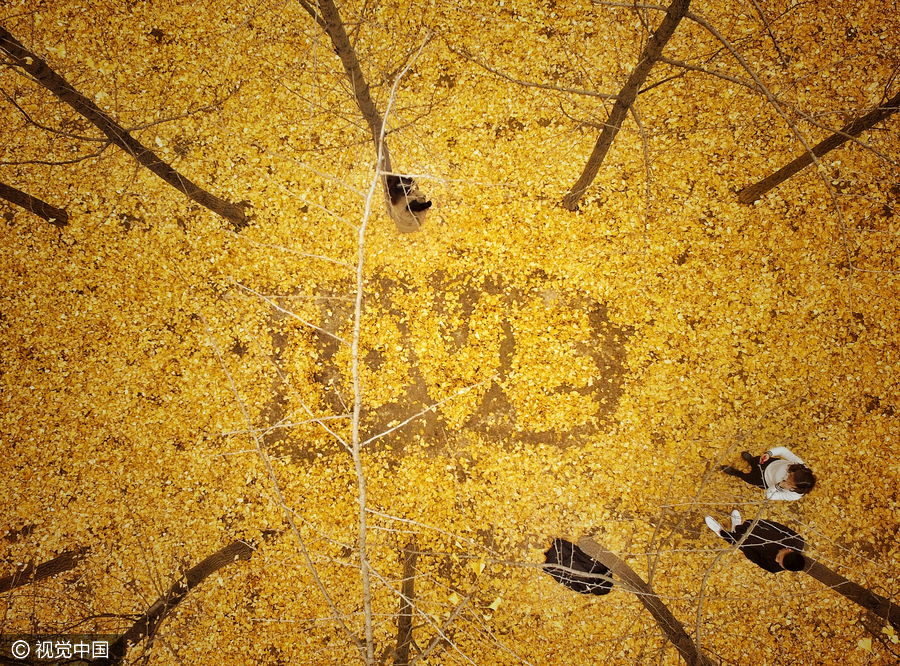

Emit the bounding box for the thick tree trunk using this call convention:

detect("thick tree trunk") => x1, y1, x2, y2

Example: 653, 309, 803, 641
739, 88, 900, 204
577, 537, 716, 666
0, 181, 68, 227
562, 0, 691, 210
0, 547, 88, 593
804, 558, 900, 633
0, 27, 248, 229
98, 540, 253, 664
393, 538, 418, 666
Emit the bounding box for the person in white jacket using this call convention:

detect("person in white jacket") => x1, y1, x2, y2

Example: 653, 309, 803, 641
720, 447, 816, 501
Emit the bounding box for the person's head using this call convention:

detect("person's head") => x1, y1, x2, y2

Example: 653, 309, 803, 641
786, 464, 817, 494
776, 548, 806, 571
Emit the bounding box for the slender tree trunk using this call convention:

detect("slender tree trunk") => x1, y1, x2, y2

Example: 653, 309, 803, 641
0, 181, 68, 227
562, 0, 691, 210
804, 558, 900, 633
0, 27, 248, 229
393, 538, 418, 666
311, 0, 391, 170
577, 537, 716, 666
299, 0, 434, 233
739, 88, 900, 204
98, 540, 253, 664
0, 547, 88, 593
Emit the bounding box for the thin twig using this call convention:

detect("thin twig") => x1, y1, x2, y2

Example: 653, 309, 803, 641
197, 307, 367, 661
0, 141, 112, 166
749, 0, 789, 68
228, 279, 349, 345
227, 230, 355, 268
629, 102, 651, 254
361, 375, 496, 447
445, 42, 617, 100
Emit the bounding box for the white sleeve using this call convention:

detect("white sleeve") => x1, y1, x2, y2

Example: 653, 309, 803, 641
766, 446, 804, 465
766, 486, 804, 501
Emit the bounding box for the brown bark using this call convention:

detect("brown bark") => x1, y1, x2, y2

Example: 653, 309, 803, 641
577, 537, 716, 666
739, 88, 900, 204
310, 0, 390, 168
393, 538, 418, 666
804, 558, 900, 633
100, 540, 253, 664
0, 181, 68, 227
300, 0, 432, 233
563, 0, 692, 210
0, 547, 88, 594
0, 27, 248, 229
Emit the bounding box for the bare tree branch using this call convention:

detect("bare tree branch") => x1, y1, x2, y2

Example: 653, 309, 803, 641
309, 0, 435, 232
0, 26, 248, 229
1, 87, 107, 142
409, 594, 471, 666
562, 0, 692, 210
0, 141, 112, 166
748, 0, 789, 68
738, 87, 900, 203
314, 0, 392, 170
393, 538, 417, 666
577, 537, 717, 666
199, 311, 367, 660
804, 558, 900, 634
100, 541, 252, 664
445, 42, 617, 100
0, 547, 88, 593
656, 56, 898, 169
658, 56, 762, 93
0, 181, 69, 227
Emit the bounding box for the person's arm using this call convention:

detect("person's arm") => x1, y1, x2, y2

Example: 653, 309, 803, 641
766, 446, 804, 465
766, 485, 804, 501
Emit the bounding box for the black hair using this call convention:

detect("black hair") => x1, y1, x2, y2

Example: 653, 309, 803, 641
782, 550, 805, 571
407, 199, 432, 213
384, 174, 432, 231
788, 464, 817, 494
386, 175, 416, 206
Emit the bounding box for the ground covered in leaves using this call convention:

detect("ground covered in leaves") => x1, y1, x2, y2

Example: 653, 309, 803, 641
1, 0, 899, 664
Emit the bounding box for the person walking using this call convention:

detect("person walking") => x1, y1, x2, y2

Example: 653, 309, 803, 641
720, 446, 816, 501
704, 510, 806, 573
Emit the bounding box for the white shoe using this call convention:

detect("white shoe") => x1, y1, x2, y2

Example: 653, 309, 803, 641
705, 516, 723, 536
730, 510, 742, 531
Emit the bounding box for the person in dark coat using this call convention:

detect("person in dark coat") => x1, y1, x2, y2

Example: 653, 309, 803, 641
543, 538, 613, 595
704, 510, 806, 573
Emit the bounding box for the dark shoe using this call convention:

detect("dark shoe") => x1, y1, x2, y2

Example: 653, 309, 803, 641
741, 451, 754, 463
719, 466, 739, 477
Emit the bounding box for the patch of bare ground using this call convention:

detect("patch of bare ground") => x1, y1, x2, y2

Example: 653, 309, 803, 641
253, 270, 631, 462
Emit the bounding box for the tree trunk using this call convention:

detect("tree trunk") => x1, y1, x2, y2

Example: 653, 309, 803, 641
738, 88, 900, 204
393, 538, 418, 666
301, 0, 433, 233
313, 0, 390, 168
0, 27, 248, 230
0, 181, 69, 227
562, 0, 691, 210
804, 558, 900, 633
577, 537, 716, 666
98, 540, 253, 664
0, 547, 88, 593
